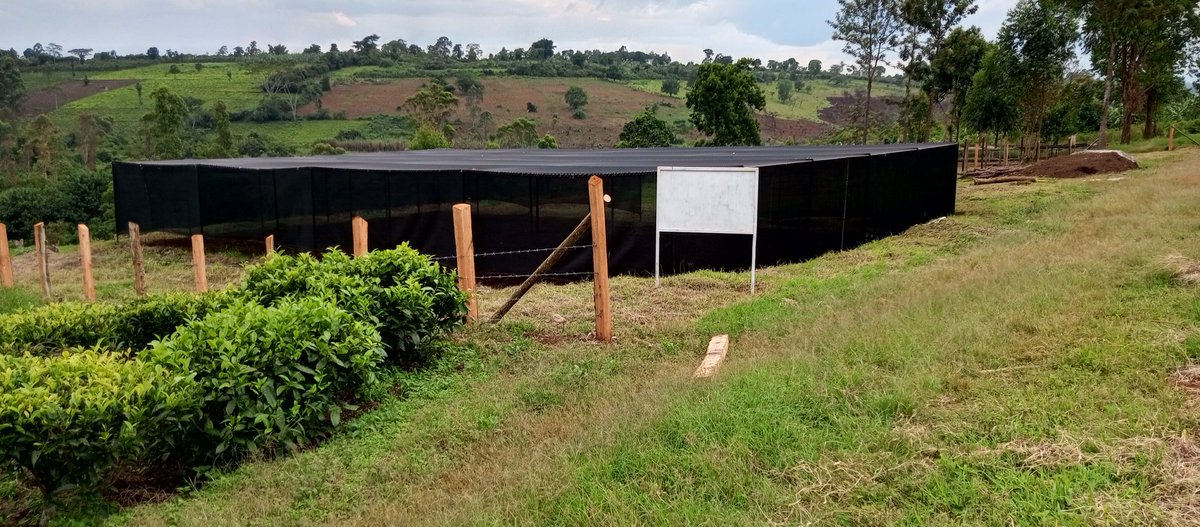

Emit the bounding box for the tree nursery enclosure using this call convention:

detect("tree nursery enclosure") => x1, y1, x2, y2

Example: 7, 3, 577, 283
113, 144, 957, 277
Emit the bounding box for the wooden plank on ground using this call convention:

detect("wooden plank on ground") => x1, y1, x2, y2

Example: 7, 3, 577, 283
694, 335, 730, 378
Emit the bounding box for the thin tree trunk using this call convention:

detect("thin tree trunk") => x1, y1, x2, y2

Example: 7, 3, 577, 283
1097, 40, 1115, 149
864, 72, 874, 143
1143, 85, 1158, 139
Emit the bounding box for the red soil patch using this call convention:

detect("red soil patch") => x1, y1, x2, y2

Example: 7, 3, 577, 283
304, 78, 829, 148
19, 79, 135, 118
819, 93, 904, 127
1014, 150, 1139, 179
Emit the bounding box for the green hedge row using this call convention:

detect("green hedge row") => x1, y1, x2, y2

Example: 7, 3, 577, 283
0, 292, 231, 356
0, 244, 466, 514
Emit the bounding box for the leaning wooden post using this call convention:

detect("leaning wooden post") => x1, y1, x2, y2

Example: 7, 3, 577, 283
352, 216, 368, 257
34, 222, 50, 299
265, 234, 275, 255
1169, 126, 1176, 151
588, 176, 612, 343
191, 233, 208, 293
0, 223, 12, 288
78, 224, 95, 301
490, 213, 591, 323
129, 221, 146, 297
452, 204, 479, 322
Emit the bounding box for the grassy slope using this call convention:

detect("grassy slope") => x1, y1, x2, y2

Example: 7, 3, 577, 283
628, 77, 907, 123
50, 149, 1195, 525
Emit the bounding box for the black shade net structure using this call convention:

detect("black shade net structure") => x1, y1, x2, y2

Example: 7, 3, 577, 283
113, 144, 958, 278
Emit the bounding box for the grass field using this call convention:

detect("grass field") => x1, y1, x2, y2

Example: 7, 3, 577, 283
7, 148, 1196, 524
627, 77, 907, 123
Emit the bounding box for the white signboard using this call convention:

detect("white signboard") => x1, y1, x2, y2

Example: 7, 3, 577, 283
655, 167, 760, 293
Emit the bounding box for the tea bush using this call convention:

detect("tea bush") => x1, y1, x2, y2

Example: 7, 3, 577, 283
238, 245, 466, 365
0, 349, 200, 503
144, 298, 385, 459
0, 292, 229, 356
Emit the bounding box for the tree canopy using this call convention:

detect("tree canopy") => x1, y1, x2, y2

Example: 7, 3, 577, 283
685, 58, 766, 146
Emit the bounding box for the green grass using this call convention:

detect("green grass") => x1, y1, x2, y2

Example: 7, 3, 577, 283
11, 150, 1200, 525
50, 63, 265, 132
627, 77, 907, 123
0, 285, 43, 314
230, 120, 368, 150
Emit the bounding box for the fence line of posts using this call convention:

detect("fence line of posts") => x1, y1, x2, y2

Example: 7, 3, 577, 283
0, 176, 615, 342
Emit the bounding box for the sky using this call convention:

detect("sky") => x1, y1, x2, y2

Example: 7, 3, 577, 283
1, 0, 1019, 67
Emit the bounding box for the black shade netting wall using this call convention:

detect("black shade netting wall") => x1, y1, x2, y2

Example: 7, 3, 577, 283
113, 144, 957, 280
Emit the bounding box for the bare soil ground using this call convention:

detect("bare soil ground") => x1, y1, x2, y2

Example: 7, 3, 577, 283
304, 78, 831, 148
19, 79, 136, 118
818, 93, 904, 127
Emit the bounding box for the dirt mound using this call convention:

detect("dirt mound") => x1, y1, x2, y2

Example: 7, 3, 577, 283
1014, 150, 1138, 179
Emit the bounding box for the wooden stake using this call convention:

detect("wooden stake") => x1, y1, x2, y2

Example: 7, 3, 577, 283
452, 204, 478, 322
191, 234, 208, 293
265, 234, 275, 255
1169, 126, 1176, 151
34, 222, 50, 299
129, 221, 146, 297
78, 224, 95, 301
694, 335, 730, 378
490, 213, 591, 323
973, 139, 980, 170
352, 216, 368, 257
0, 223, 12, 288
588, 175, 612, 343
1003, 141, 1010, 168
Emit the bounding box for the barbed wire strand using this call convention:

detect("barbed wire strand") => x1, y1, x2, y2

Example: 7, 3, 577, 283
431, 244, 594, 261
476, 271, 594, 280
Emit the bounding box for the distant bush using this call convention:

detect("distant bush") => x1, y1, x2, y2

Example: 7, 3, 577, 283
537, 134, 558, 149
571, 108, 587, 120
661, 78, 681, 96
309, 142, 347, 155
0, 349, 200, 505
526, 102, 538, 113
409, 125, 451, 150
144, 298, 384, 458
168, 64, 181, 74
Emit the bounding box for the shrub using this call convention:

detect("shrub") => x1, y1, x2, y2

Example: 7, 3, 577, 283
0, 349, 200, 512
409, 125, 450, 150
571, 108, 587, 120
144, 298, 384, 459
238, 246, 466, 365
0, 292, 229, 356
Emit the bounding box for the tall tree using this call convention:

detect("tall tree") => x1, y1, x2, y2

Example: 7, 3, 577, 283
211, 100, 234, 158
996, 0, 1077, 153
0, 54, 25, 115
962, 47, 1021, 142
149, 87, 187, 159
76, 112, 104, 170
685, 58, 766, 146
829, 0, 905, 142
926, 26, 989, 140
26, 115, 57, 178
900, 0, 978, 139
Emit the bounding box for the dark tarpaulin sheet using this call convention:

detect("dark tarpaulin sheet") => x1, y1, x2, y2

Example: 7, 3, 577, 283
113, 144, 958, 278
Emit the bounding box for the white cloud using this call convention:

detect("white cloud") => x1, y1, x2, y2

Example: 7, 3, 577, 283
332, 11, 357, 27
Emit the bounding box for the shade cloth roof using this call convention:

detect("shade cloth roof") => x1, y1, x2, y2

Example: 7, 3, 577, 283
128, 144, 954, 176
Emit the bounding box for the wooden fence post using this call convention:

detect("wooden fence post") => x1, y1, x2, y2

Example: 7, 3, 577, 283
973, 138, 981, 171
1003, 141, 1010, 167
1169, 126, 1176, 151
452, 204, 478, 322
34, 222, 50, 299
588, 176, 612, 343
352, 216, 368, 257
0, 223, 12, 288
78, 224, 95, 301
191, 234, 208, 293
129, 221, 146, 297
265, 234, 275, 255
